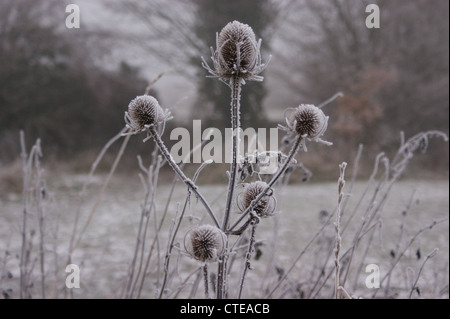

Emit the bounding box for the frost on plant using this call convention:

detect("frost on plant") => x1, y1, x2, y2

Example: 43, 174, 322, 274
279, 104, 332, 151
237, 181, 276, 218
120, 20, 339, 299
184, 225, 227, 263
202, 20, 269, 83
124, 95, 172, 135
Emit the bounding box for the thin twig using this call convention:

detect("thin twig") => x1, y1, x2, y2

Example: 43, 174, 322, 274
334, 162, 347, 299
372, 218, 448, 298
266, 205, 335, 298
69, 127, 128, 254
71, 134, 131, 254
409, 248, 439, 299
149, 126, 220, 228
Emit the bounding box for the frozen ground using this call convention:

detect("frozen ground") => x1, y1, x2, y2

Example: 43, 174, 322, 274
0, 174, 448, 299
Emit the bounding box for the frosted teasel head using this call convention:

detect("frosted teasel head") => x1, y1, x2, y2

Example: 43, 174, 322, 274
202, 21, 269, 82
184, 225, 226, 263
279, 104, 332, 150
237, 181, 276, 218
124, 95, 172, 134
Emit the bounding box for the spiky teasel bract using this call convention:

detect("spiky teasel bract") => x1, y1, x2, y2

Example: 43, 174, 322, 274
279, 104, 332, 151
237, 181, 276, 218
124, 95, 171, 134
184, 225, 226, 263
202, 20, 269, 82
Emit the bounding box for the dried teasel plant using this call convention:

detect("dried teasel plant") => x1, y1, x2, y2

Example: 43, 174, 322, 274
202, 20, 269, 83
184, 225, 226, 298
124, 95, 172, 136
123, 94, 220, 228
279, 104, 332, 151
237, 181, 276, 219
122, 21, 338, 300
184, 225, 227, 263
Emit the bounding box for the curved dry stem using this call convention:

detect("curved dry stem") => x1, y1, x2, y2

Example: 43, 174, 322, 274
149, 126, 220, 228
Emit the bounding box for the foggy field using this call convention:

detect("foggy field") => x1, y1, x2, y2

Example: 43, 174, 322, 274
1, 175, 448, 299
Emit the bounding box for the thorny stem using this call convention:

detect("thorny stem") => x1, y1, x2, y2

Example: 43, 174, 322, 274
218, 134, 302, 299
238, 216, 258, 299
217, 76, 241, 299
203, 264, 210, 299
149, 126, 220, 228
222, 76, 242, 230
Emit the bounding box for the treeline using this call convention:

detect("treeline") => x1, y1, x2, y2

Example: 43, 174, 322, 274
271, 0, 449, 177
0, 0, 148, 164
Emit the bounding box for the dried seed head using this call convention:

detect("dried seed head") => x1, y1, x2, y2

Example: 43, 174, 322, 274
184, 225, 226, 263
203, 20, 268, 82
287, 104, 329, 140
125, 95, 165, 131
237, 181, 276, 218
216, 21, 257, 77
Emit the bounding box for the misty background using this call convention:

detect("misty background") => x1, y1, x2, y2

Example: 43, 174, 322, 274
0, 0, 448, 182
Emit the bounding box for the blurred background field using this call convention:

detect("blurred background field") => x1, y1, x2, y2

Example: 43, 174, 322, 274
0, 172, 448, 298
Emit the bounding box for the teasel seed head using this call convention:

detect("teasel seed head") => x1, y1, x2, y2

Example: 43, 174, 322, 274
278, 104, 332, 150
287, 104, 328, 139
216, 21, 257, 77
237, 181, 276, 218
202, 21, 269, 82
184, 225, 226, 263
125, 95, 168, 132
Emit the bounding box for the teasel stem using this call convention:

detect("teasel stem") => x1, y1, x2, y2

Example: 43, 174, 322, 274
217, 75, 242, 299
203, 264, 210, 299
148, 126, 220, 228
228, 135, 303, 233
223, 75, 242, 230
237, 214, 259, 299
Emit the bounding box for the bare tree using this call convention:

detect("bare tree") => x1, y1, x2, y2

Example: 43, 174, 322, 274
269, 0, 449, 174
